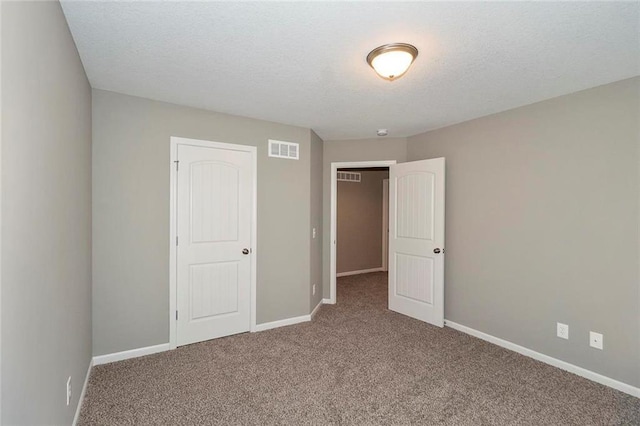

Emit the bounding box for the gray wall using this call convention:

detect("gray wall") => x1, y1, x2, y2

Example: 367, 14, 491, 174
337, 170, 389, 274
407, 77, 640, 387
1, 1, 92, 424
92, 90, 315, 356
322, 138, 407, 298
310, 131, 324, 310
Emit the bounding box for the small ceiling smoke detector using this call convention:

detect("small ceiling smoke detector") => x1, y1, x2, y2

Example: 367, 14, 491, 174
367, 43, 418, 81
377, 129, 388, 137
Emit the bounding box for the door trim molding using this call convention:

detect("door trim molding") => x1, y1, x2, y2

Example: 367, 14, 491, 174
330, 160, 396, 304
382, 178, 389, 272
169, 137, 258, 349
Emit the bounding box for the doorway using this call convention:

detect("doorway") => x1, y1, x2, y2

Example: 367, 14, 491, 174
169, 137, 257, 348
336, 167, 390, 278
329, 158, 446, 328
329, 160, 396, 304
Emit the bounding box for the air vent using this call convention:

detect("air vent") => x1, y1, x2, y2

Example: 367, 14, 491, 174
268, 140, 299, 160
337, 171, 361, 182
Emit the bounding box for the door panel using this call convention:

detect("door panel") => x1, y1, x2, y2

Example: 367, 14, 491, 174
177, 144, 252, 346
397, 173, 434, 240
190, 162, 239, 243
389, 158, 445, 327
190, 262, 239, 319
395, 253, 433, 304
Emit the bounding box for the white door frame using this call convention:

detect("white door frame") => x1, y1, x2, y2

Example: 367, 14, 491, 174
169, 136, 258, 349
382, 178, 389, 272
329, 160, 396, 304
0, 5, 3, 417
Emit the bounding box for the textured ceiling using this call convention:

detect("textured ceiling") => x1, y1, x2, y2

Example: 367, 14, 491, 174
60, 1, 640, 140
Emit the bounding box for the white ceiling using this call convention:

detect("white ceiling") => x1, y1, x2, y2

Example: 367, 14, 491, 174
60, 1, 640, 141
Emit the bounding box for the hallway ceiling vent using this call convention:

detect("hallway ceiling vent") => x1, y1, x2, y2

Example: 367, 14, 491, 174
268, 139, 299, 160
337, 171, 361, 182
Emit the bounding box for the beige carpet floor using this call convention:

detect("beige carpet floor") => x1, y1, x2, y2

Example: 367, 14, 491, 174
79, 272, 639, 425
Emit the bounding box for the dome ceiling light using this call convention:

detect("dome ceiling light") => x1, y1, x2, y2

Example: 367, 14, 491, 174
366, 43, 418, 81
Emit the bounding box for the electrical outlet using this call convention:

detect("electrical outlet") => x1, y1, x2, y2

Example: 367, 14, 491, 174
312, 284, 316, 295
590, 331, 603, 350
66, 376, 72, 406
556, 322, 569, 340
312, 228, 316, 239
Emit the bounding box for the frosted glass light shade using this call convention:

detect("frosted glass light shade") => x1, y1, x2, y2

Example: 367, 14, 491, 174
367, 43, 418, 81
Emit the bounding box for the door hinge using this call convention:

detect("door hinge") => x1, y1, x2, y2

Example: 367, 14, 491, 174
174, 160, 179, 171
176, 310, 178, 320
176, 236, 178, 246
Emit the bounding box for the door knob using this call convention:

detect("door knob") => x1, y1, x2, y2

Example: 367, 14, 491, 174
433, 248, 441, 254
242, 248, 250, 255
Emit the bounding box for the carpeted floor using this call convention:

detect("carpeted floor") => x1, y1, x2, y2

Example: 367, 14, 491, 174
79, 272, 639, 425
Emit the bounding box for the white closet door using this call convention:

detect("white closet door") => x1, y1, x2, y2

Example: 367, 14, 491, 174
176, 143, 253, 346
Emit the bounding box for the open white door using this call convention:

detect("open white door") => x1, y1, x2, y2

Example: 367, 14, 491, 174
388, 158, 445, 327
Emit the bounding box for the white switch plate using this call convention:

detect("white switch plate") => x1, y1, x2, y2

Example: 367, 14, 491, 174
590, 331, 603, 350
66, 376, 72, 406
556, 322, 569, 339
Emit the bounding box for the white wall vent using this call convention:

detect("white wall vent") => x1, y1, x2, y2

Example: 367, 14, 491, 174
268, 139, 299, 160
337, 171, 361, 182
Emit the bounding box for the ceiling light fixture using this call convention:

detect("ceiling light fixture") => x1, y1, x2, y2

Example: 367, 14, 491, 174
367, 43, 418, 81
377, 129, 388, 137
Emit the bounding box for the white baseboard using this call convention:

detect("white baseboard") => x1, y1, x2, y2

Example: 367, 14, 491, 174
444, 320, 640, 398
72, 359, 93, 426
311, 300, 323, 319
336, 267, 384, 277
93, 343, 171, 366
254, 314, 311, 332
323, 298, 335, 305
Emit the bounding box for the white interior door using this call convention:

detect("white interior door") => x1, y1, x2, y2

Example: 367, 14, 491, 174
176, 143, 253, 346
388, 158, 445, 327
